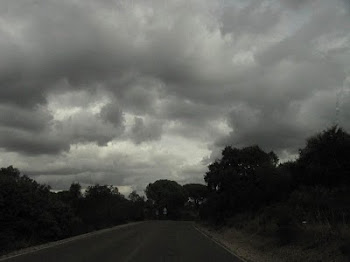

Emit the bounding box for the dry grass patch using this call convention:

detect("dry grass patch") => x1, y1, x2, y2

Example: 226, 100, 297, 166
198, 223, 350, 262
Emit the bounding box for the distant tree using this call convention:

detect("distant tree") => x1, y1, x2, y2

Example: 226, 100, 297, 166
57, 182, 82, 208
69, 182, 82, 199
129, 190, 145, 202
80, 184, 127, 229
296, 126, 350, 187
84, 184, 123, 200
183, 183, 208, 209
145, 180, 188, 219
128, 191, 145, 220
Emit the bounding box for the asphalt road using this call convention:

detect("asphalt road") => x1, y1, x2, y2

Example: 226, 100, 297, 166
2, 221, 243, 262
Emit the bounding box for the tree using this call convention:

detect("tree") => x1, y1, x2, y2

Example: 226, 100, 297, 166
204, 145, 278, 193
84, 184, 122, 200
202, 146, 280, 221
79, 184, 128, 229
0, 166, 79, 253
145, 180, 188, 219
183, 183, 208, 209
296, 126, 350, 187
128, 191, 145, 220
57, 183, 82, 209
69, 183, 82, 199
129, 190, 145, 203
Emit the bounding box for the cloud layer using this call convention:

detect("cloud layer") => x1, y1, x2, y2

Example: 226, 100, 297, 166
0, 0, 349, 192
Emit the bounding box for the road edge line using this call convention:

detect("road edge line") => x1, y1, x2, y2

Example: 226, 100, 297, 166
193, 224, 250, 262
0, 221, 145, 261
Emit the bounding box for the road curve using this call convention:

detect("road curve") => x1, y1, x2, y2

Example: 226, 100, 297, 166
2, 221, 243, 262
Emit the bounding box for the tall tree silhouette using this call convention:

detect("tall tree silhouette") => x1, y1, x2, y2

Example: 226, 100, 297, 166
296, 126, 350, 187
145, 180, 187, 219
202, 146, 280, 222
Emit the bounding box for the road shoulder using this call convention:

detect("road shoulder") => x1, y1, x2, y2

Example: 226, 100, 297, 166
194, 224, 250, 262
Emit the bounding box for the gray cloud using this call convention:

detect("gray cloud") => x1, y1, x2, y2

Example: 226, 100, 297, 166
56, 110, 125, 146
100, 101, 124, 127
219, 1, 282, 36
0, 0, 349, 189
0, 127, 68, 155
130, 117, 163, 144
280, 0, 316, 9
0, 104, 52, 131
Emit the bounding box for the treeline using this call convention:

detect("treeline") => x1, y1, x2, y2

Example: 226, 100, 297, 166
2, 125, 349, 254
199, 126, 350, 247
0, 169, 145, 254
0, 166, 207, 254
144, 180, 208, 220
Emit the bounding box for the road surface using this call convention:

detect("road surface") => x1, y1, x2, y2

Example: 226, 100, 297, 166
2, 221, 242, 262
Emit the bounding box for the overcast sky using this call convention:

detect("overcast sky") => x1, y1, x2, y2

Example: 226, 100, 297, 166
0, 0, 349, 195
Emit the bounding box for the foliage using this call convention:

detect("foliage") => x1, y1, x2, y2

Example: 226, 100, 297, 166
202, 145, 282, 222
204, 145, 278, 192
201, 125, 350, 254
0, 168, 146, 254
0, 166, 79, 253
288, 185, 350, 225
2, 125, 350, 255
128, 191, 146, 221
183, 183, 208, 208
76, 184, 126, 229
145, 179, 188, 219
295, 126, 350, 187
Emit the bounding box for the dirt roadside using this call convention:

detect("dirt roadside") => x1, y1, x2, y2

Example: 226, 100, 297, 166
195, 224, 348, 262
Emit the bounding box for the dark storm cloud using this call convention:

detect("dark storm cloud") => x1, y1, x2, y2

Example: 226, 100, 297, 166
116, 76, 162, 115
0, 104, 52, 131
100, 102, 124, 127
161, 98, 220, 123
0, 104, 65, 154
130, 117, 163, 144
0, 0, 134, 108
216, 103, 310, 154
0, 0, 349, 189
0, 127, 68, 155
212, 1, 350, 158
56, 110, 125, 146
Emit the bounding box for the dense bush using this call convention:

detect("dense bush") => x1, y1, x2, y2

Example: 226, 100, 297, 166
0, 167, 146, 254
200, 125, 350, 246
0, 166, 79, 253
202, 145, 284, 222
295, 126, 350, 187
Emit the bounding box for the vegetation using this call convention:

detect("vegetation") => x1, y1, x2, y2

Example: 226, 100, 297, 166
1, 125, 349, 260
199, 126, 350, 261
0, 169, 145, 254
145, 179, 188, 219
0, 166, 79, 253
183, 183, 208, 209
